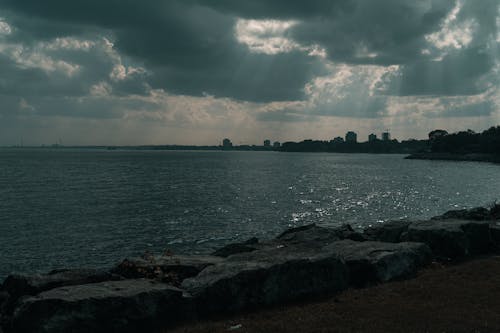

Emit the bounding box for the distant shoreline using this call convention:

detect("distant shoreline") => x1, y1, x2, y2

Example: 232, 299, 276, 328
405, 152, 500, 164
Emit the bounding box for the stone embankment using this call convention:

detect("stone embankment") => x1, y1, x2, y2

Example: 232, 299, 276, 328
1, 205, 499, 333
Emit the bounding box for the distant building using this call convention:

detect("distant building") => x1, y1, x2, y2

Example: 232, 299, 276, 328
273, 141, 281, 148
222, 138, 233, 148
331, 136, 344, 143
263, 139, 271, 147
368, 133, 377, 142
428, 129, 448, 140
345, 131, 357, 143
382, 131, 391, 141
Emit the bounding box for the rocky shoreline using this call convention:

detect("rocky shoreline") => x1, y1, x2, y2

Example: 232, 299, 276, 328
405, 152, 500, 164
1, 205, 499, 333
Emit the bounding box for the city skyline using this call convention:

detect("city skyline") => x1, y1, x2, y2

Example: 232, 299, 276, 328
0, 1, 498, 146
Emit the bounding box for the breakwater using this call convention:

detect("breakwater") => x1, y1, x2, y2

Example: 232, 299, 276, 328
1, 205, 499, 333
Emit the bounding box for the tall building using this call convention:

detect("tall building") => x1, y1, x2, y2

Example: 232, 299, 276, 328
263, 139, 271, 147
222, 138, 233, 148
382, 131, 391, 141
345, 131, 357, 143
368, 133, 377, 142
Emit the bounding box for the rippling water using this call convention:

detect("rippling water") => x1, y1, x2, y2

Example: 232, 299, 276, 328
1, 149, 499, 279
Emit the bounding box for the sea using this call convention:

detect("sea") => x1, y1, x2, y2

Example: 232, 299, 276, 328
1, 149, 499, 279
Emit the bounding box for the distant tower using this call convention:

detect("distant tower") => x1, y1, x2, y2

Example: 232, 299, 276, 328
263, 139, 271, 147
345, 131, 357, 143
368, 133, 377, 142
222, 138, 233, 148
382, 131, 391, 141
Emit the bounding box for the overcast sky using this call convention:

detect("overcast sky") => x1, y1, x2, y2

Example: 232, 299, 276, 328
0, 0, 498, 145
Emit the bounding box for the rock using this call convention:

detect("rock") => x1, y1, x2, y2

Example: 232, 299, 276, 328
331, 224, 367, 242
363, 220, 411, 243
489, 223, 500, 248
323, 240, 431, 287
211, 237, 259, 257
182, 246, 349, 315
490, 204, 500, 220
0, 291, 9, 329
1, 269, 120, 301
276, 223, 365, 245
432, 207, 491, 221
112, 255, 222, 285
0, 291, 8, 314
11, 279, 186, 333
407, 219, 491, 259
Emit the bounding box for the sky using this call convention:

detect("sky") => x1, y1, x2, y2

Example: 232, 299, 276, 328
0, 0, 498, 146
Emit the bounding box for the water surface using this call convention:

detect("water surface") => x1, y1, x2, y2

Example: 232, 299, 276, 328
1, 149, 499, 279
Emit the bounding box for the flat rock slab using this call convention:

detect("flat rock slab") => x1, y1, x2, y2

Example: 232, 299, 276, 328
11, 279, 185, 333
182, 246, 349, 315
276, 224, 365, 245
211, 238, 259, 257
489, 223, 500, 248
113, 255, 222, 285
407, 219, 491, 259
323, 240, 431, 287
1, 269, 120, 300
363, 220, 411, 243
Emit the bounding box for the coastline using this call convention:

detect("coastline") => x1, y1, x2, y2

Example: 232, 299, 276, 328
1, 205, 499, 332
405, 152, 500, 164
171, 255, 500, 333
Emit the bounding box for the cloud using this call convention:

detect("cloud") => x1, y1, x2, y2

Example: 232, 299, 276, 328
378, 47, 495, 96
0, 0, 498, 145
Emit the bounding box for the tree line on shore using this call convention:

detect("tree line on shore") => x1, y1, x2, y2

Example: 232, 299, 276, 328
279, 126, 500, 155
430, 126, 500, 155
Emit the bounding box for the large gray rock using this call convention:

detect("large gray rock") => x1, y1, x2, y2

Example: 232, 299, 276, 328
113, 255, 222, 285
211, 237, 259, 257
489, 223, 500, 248
407, 219, 491, 259
182, 246, 349, 315
323, 240, 431, 287
431, 207, 491, 221
11, 279, 186, 333
363, 220, 411, 243
0, 291, 8, 314
1, 269, 120, 300
276, 223, 365, 245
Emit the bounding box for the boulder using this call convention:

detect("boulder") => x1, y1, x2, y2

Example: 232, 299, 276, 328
182, 246, 349, 315
323, 240, 431, 287
0, 291, 8, 314
0, 291, 9, 329
407, 219, 491, 259
112, 255, 222, 285
275, 223, 365, 246
11, 279, 186, 333
211, 237, 259, 257
490, 223, 500, 248
431, 207, 491, 221
1, 269, 120, 301
363, 220, 411, 243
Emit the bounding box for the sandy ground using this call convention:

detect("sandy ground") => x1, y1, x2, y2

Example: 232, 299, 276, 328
168, 256, 500, 333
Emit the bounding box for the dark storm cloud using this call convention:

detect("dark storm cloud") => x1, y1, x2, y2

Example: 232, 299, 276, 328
0, 0, 498, 103
381, 47, 495, 96
428, 100, 495, 118
194, 0, 354, 19
291, 0, 456, 65
0, 0, 326, 102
